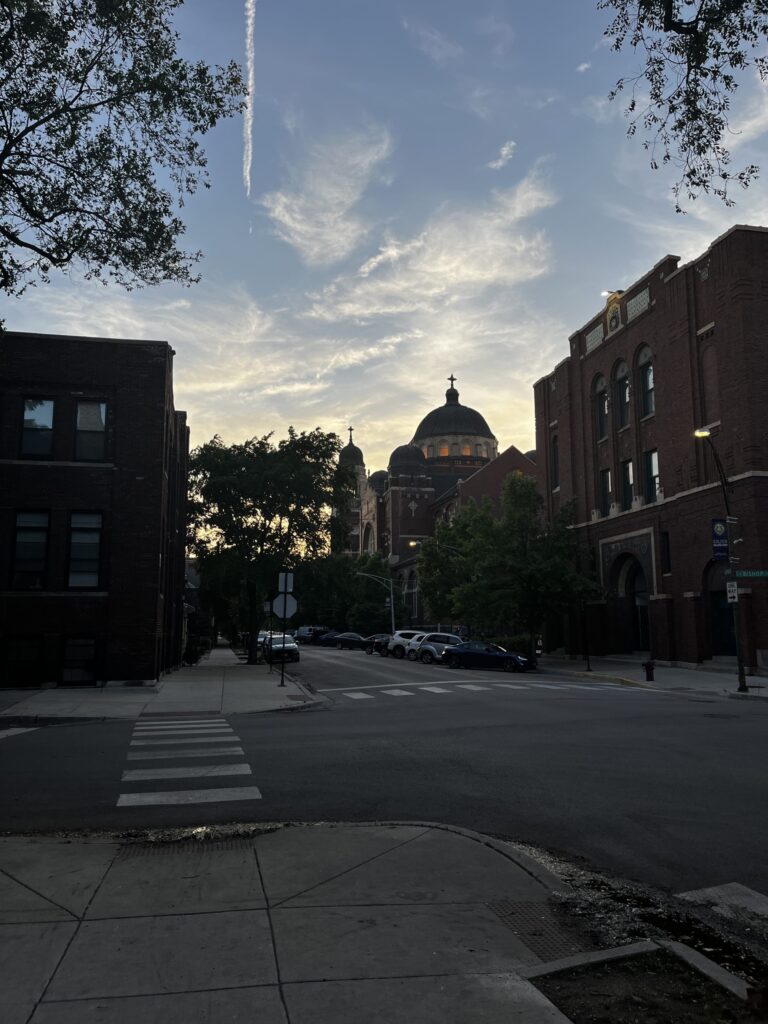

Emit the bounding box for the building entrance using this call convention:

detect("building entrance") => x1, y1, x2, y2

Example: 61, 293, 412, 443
609, 554, 651, 653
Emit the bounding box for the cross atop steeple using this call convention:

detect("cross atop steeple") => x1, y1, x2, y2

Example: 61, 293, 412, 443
348, 426, 354, 444
447, 374, 457, 388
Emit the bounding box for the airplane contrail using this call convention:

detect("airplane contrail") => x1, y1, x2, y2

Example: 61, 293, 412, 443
243, 0, 257, 197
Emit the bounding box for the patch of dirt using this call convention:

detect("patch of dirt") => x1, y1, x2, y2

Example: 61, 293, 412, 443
534, 949, 764, 1024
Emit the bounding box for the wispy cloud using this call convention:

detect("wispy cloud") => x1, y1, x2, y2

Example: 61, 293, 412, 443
260, 125, 393, 266
576, 62, 591, 73
242, 0, 257, 197
488, 139, 516, 170
403, 20, 463, 66
476, 14, 515, 57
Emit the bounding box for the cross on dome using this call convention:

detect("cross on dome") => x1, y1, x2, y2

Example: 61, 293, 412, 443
447, 374, 457, 388
348, 426, 354, 444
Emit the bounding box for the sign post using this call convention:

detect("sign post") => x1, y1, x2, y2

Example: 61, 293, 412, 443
271, 570, 297, 687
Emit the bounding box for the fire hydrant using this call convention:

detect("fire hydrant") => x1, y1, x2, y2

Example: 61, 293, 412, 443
643, 660, 655, 682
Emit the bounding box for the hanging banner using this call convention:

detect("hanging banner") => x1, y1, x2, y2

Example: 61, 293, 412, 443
712, 519, 729, 561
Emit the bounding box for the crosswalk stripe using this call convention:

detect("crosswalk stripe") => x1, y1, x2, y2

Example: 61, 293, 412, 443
381, 689, 415, 696
127, 746, 245, 761
493, 683, 527, 689
527, 684, 566, 690
419, 686, 451, 693
342, 692, 375, 700
122, 764, 252, 782
133, 720, 227, 729
132, 727, 233, 736
117, 785, 263, 807
456, 684, 490, 691
130, 735, 240, 746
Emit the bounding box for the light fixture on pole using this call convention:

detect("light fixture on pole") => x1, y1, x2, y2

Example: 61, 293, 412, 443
355, 571, 396, 635
693, 428, 748, 692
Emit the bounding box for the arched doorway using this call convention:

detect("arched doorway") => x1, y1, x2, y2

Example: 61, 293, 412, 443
610, 554, 651, 653
705, 561, 736, 656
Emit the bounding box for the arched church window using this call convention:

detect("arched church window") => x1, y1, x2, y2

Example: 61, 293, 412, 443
461, 439, 472, 456
636, 345, 655, 416
439, 439, 449, 456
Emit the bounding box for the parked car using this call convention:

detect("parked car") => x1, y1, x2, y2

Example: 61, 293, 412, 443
314, 630, 342, 647
416, 632, 463, 664
442, 641, 533, 672
264, 634, 300, 663
365, 634, 391, 656
405, 633, 428, 660
295, 625, 331, 644
322, 631, 366, 650
387, 630, 425, 659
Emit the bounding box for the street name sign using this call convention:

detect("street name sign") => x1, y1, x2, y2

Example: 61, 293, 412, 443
734, 570, 768, 578
278, 571, 294, 593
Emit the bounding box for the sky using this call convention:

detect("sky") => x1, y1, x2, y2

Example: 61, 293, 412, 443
6, 0, 768, 471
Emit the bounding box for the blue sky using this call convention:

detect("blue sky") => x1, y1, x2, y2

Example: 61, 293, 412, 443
7, 0, 768, 470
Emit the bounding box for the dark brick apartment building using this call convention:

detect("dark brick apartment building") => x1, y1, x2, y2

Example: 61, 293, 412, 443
0, 331, 189, 686
534, 225, 768, 671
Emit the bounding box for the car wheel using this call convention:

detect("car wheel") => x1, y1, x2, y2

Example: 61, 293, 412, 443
406, 650, 417, 661
336, 641, 343, 650
503, 658, 520, 673
420, 650, 434, 664
392, 646, 405, 659
364, 646, 373, 655
379, 648, 388, 657
447, 655, 460, 669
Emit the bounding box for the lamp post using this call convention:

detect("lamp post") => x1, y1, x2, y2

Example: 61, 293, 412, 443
355, 572, 396, 635
694, 428, 748, 692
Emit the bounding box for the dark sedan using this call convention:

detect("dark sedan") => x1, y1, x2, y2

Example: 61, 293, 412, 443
317, 631, 365, 648
442, 641, 534, 672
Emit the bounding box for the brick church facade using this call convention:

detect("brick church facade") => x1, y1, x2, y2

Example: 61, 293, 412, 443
534, 225, 768, 671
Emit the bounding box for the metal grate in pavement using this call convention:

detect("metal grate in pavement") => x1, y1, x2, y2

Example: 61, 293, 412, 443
487, 899, 596, 962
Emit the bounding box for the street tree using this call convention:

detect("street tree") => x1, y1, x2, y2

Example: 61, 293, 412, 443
293, 553, 399, 634
0, 0, 245, 297
417, 473, 601, 653
600, 0, 768, 207
189, 429, 354, 661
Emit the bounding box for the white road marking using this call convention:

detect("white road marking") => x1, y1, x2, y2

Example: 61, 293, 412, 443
493, 683, 527, 689
342, 692, 375, 700
122, 764, 252, 782
381, 689, 415, 697
127, 746, 245, 760
132, 727, 233, 736
0, 727, 38, 740
419, 686, 451, 693
456, 684, 490, 691
133, 720, 227, 729
316, 679, 489, 692
130, 735, 240, 746
526, 684, 568, 690
117, 785, 263, 807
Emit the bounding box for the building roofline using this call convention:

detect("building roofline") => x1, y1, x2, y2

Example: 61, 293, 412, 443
2, 330, 173, 348
662, 223, 768, 284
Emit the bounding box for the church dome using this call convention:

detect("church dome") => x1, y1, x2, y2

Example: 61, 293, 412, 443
412, 381, 494, 443
388, 443, 427, 473
339, 440, 364, 467
368, 469, 389, 493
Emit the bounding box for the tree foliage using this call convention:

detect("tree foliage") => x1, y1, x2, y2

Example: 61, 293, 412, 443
188, 429, 354, 658
294, 553, 401, 634
600, 1, 768, 207
418, 474, 601, 651
0, 0, 245, 295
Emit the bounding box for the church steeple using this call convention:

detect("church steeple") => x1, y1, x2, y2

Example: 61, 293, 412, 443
445, 373, 459, 405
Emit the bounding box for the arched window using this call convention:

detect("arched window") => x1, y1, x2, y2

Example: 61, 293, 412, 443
614, 361, 630, 429
427, 445, 435, 458
438, 439, 449, 456
593, 375, 608, 441
461, 439, 472, 456
637, 346, 655, 416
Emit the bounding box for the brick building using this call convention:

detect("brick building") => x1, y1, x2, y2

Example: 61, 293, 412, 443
534, 225, 768, 671
0, 331, 189, 686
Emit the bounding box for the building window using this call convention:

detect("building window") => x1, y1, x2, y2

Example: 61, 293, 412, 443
68, 512, 103, 588
594, 377, 608, 440
21, 399, 54, 457
439, 440, 449, 456
638, 347, 655, 416
620, 459, 633, 511
661, 531, 671, 573
614, 362, 630, 428
13, 512, 49, 589
62, 639, 98, 684
599, 468, 611, 517
550, 435, 560, 489
427, 445, 435, 457
461, 443, 472, 456
644, 449, 660, 503
75, 401, 107, 461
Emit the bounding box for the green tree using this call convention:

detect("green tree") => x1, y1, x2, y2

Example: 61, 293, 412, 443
189, 429, 354, 661
418, 474, 601, 653
0, 0, 245, 297
293, 553, 399, 634
600, 1, 768, 207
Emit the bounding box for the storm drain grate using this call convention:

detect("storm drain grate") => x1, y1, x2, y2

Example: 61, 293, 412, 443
117, 837, 256, 859
487, 900, 596, 962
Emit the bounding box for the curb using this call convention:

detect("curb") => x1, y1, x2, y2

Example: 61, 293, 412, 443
541, 666, 651, 689
1, 715, 116, 727
519, 940, 658, 979
656, 939, 750, 1001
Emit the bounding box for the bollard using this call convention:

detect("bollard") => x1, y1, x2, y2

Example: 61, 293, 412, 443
643, 660, 655, 682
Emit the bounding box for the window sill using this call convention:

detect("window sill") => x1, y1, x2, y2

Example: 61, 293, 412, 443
551, 486, 560, 494
639, 412, 655, 424
617, 424, 631, 434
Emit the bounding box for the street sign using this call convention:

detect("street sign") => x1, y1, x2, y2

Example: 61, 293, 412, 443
735, 570, 768, 578
278, 571, 294, 593
726, 580, 739, 604
272, 593, 298, 619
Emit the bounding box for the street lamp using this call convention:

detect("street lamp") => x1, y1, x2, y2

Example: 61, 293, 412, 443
355, 571, 396, 635
693, 428, 748, 692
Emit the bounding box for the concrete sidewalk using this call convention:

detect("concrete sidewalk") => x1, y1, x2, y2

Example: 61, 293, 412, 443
0, 823, 576, 1024
0, 648, 317, 725
540, 654, 768, 698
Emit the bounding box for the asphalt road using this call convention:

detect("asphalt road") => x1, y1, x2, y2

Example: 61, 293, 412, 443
3, 646, 767, 896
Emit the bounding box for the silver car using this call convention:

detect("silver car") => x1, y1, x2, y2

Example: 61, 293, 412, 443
416, 632, 463, 664
405, 633, 427, 660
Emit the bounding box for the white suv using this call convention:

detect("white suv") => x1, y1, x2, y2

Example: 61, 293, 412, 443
387, 630, 424, 659
416, 633, 462, 664
405, 633, 428, 660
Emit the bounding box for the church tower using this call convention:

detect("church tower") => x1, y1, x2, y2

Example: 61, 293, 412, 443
336, 427, 366, 555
